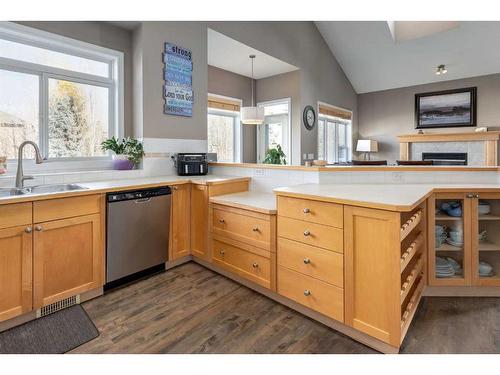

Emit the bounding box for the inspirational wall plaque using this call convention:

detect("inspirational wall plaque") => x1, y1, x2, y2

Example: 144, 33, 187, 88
163, 42, 193, 117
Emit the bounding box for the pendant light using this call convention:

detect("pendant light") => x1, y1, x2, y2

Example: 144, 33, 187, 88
241, 54, 265, 125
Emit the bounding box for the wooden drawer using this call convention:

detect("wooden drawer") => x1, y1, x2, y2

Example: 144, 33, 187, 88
34, 194, 101, 223
278, 266, 344, 322
278, 238, 344, 287
212, 238, 271, 289
0, 203, 32, 229
278, 196, 343, 228
278, 216, 343, 253
213, 207, 272, 251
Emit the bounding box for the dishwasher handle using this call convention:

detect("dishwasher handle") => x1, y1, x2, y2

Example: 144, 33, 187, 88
135, 197, 152, 203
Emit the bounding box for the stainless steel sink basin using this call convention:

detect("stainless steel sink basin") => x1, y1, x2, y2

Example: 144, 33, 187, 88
0, 183, 88, 197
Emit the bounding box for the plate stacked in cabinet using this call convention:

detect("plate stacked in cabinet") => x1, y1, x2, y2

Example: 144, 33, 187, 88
276, 196, 344, 322
210, 203, 277, 290
399, 206, 426, 342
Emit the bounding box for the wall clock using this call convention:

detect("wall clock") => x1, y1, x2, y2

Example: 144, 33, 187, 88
303, 105, 316, 130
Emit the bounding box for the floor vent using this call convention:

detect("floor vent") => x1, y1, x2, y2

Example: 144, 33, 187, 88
36, 295, 81, 318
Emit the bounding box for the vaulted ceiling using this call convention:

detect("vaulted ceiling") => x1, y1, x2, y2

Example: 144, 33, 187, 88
315, 21, 500, 93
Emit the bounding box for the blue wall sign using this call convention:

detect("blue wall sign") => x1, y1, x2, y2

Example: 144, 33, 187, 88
163, 42, 193, 117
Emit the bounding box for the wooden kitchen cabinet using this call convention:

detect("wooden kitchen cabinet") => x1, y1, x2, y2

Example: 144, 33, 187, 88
0, 225, 33, 322
429, 191, 500, 288
471, 192, 500, 286
191, 184, 209, 260
428, 192, 472, 286
33, 213, 103, 308
344, 203, 426, 348
191, 179, 250, 262
170, 184, 191, 260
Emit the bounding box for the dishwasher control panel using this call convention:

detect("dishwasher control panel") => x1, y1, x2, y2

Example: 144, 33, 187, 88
107, 186, 172, 202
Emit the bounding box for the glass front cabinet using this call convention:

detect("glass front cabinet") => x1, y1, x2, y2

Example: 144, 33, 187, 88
429, 191, 500, 287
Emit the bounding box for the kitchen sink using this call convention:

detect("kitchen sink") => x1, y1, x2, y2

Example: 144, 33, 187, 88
0, 183, 88, 197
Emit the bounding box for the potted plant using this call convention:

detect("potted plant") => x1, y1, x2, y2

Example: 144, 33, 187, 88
101, 137, 145, 170
263, 144, 287, 165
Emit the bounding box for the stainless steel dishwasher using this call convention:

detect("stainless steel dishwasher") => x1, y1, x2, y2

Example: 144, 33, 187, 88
106, 186, 171, 287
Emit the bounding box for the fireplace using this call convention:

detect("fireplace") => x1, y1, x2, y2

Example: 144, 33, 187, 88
422, 152, 468, 166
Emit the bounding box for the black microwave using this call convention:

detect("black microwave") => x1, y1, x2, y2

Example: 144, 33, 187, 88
175, 153, 208, 176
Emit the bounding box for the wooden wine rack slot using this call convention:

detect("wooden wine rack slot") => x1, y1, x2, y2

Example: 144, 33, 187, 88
400, 255, 424, 304
400, 210, 422, 242
400, 233, 423, 273
400, 276, 425, 344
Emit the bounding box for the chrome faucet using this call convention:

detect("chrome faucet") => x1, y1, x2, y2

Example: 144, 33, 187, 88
16, 141, 44, 189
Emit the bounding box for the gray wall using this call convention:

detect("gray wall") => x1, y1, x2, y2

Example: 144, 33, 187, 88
134, 22, 208, 140
208, 22, 358, 165
256, 70, 301, 164
207, 65, 256, 162
18, 21, 135, 138
358, 73, 500, 163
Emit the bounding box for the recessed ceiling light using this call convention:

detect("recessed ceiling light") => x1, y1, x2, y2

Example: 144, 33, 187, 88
436, 64, 447, 75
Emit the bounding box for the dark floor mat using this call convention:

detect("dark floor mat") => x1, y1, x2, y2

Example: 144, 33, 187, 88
0, 305, 99, 354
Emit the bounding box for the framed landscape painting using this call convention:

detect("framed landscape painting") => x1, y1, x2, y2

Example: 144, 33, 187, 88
415, 87, 477, 129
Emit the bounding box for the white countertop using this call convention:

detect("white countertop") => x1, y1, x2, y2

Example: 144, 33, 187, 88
274, 183, 500, 211
210, 191, 277, 214
0, 175, 249, 205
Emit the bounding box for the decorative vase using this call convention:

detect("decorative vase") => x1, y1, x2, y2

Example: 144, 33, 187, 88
112, 154, 135, 170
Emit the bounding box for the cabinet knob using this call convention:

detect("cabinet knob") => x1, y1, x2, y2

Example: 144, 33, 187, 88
252, 227, 259, 232
172, 186, 179, 190
475, 194, 480, 199
466, 193, 474, 198
303, 258, 311, 264
303, 230, 310, 237
303, 290, 311, 296
252, 262, 259, 268
219, 249, 225, 255
303, 208, 310, 214
25, 226, 32, 233
219, 218, 225, 224
35, 225, 43, 232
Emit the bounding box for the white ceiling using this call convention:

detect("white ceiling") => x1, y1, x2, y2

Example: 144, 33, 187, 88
208, 28, 299, 79
315, 21, 500, 94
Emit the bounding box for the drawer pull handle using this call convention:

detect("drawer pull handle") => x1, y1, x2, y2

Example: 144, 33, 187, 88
303, 230, 310, 236
219, 249, 225, 255
252, 262, 259, 268
252, 227, 259, 232
219, 218, 225, 224
303, 208, 310, 214
303, 258, 311, 264
25, 226, 32, 233
303, 290, 311, 296
35, 225, 43, 232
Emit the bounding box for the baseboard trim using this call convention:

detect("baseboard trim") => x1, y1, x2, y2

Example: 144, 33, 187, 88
166, 255, 193, 270
424, 286, 500, 297
193, 257, 399, 354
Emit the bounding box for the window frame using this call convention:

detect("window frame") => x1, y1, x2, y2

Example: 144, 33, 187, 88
317, 102, 353, 164
0, 22, 124, 162
256, 97, 292, 164
207, 93, 242, 163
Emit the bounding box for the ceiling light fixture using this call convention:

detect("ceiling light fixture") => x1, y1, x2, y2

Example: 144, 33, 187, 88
436, 64, 447, 75
241, 55, 265, 125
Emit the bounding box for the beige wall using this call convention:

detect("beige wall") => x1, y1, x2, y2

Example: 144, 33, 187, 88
18, 21, 135, 138
207, 65, 256, 162
358, 73, 500, 163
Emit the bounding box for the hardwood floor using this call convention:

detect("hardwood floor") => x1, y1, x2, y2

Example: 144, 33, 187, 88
71, 262, 500, 354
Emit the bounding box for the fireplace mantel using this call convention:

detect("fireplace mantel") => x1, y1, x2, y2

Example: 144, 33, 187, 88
398, 131, 500, 166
